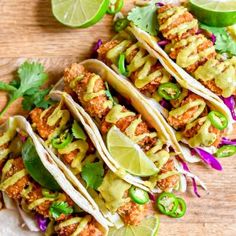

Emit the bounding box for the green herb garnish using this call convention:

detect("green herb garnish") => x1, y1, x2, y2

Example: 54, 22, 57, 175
49, 201, 73, 219
72, 120, 86, 141
81, 162, 104, 190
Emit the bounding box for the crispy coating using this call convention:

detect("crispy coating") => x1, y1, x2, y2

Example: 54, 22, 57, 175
158, 5, 198, 40
169, 34, 216, 73
4, 158, 29, 200
157, 159, 179, 191
56, 217, 103, 236
62, 150, 78, 165
30, 107, 56, 139
64, 64, 110, 119
97, 40, 120, 64
118, 200, 154, 226
167, 93, 205, 129
200, 79, 223, 96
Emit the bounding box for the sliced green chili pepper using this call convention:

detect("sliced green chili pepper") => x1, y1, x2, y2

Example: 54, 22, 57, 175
129, 186, 150, 205
156, 192, 178, 215
42, 189, 58, 198
157, 82, 181, 101
114, 18, 129, 32
215, 145, 236, 158
169, 197, 187, 218
107, 0, 124, 15
51, 129, 73, 149
118, 53, 128, 76
208, 111, 228, 130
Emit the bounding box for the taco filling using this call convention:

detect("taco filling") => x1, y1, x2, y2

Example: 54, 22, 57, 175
62, 63, 180, 192
97, 32, 227, 149
157, 4, 236, 98
0, 129, 104, 236
29, 99, 155, 227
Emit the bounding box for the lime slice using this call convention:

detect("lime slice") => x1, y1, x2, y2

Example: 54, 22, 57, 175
189, 0, 236, 27
22, 138, 61, 191
52, 0, 109, 28
108, 215, 160, 236
106, 126, 158, 177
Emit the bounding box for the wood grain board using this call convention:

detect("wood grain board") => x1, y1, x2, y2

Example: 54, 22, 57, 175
0, 1, 236, 235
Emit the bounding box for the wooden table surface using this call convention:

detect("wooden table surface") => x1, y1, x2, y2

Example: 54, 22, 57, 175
0, 1, 236, 235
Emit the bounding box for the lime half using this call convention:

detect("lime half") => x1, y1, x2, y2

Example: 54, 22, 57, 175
189, 0, 236, 27
52, 0, 109, 28
106, 126, 158, 177
108, 215, 160, 236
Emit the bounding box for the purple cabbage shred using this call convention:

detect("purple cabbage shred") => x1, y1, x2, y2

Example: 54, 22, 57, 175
222, 96, 236, 120
179, 159, 201, 198
148, 192, 156, 201
220, 137, 236, 146
92, 39, 102, 58
36, 214, 49, 232
160, 99, 171, 110
157, 40, 170, 47
156, 2, 165, 7
193, 148, 223, 171
211, 34, 216, 44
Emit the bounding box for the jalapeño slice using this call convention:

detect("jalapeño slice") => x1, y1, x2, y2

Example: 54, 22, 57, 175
52, 129, 73, 149
156, 192, 178, 215
114, 18, 129, 32
215, 145, 236, 158
169, 197, 187, 218
208, 111, 228, 130
129, 186, 150, 205
157, 82, 181, 101
107, 0, 124, 14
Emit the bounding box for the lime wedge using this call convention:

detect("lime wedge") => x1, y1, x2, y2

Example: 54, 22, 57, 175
22, 138, 61, 191
52, 0, 109, 28
108, 215, 160, 236
189, 0, 236, 27
106, 126, 158, 177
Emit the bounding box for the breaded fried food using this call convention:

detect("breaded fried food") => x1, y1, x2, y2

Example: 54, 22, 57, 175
158, 4, 198, 40
1, 158, 29, 200
169, 34, 216, 73
64, 64, 112, 119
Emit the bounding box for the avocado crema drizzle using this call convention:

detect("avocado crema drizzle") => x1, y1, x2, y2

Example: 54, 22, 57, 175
97, 34, 227, 149
29, 101, 152, 226
157, 4, 236, 98
63, 64, 180, 192
0, 130, 100, 235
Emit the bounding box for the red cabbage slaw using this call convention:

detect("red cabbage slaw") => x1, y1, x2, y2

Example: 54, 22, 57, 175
220, 137, 236, 146
222, 96, 236, 121
36, 214, 49, 232
193, 148, 223, 171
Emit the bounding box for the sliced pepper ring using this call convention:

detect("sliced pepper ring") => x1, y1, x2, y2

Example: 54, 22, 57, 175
169, 197, 187, 218
118, 53, 128, 76
157, 82, 181, 101
156, 192, 178, 215
129, 186, 150, 205
52, 129, 73, 149
107, 0, 124, 14
114, 18, 130, 32
215, 145, 236, 158
208, 111, 228, 130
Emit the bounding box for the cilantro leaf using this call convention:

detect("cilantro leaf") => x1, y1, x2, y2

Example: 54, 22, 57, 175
22, 88, 54, 111
105, 82, 116, 104
128, 1, 158, 36
200, 24, 236, 56
72, 120, 86, 141
49, 201, 73, 219
0, 61, 49, 117
81, 162, 104, 190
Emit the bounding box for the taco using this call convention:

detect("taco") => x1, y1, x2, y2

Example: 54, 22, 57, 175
126, 3, 236, 106
49, 59, 209, 196
96, 26, 234, 168
0, 116, 109, 235
28, 94, 159, 229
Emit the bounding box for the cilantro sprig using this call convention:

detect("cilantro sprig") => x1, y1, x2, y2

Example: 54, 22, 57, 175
49, 201, 73, 219
0, 61, 53, 117
200, 24, 236, 56
81, 162, 104, 190
128, 0, 159, 36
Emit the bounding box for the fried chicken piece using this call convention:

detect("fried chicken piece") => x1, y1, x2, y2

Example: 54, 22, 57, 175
30, 107, 57, 139
3, 158, 29, 200
167, 93, 206, 129
158, 5, 198, 40
117, 201, 153, 226
64, 64, 111, 119
157, 159, 179, 191
169, 34, 216, 73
